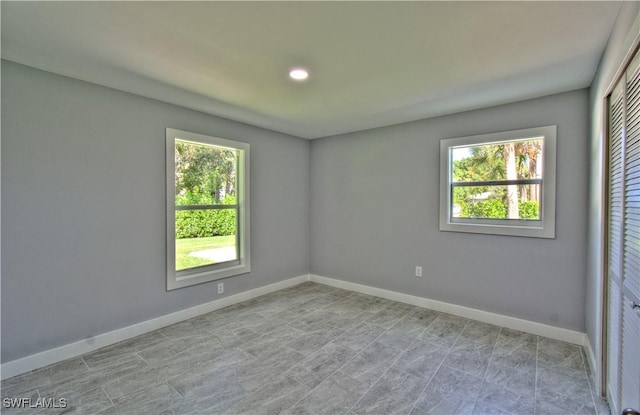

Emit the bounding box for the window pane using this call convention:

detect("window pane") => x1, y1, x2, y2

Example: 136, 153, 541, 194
452, 184, 541, 220
175, 140, 237, 206
440, 125, 555, 238
452, 138, 543, 182
175, 208, 237, 271
168, 128, 251, 290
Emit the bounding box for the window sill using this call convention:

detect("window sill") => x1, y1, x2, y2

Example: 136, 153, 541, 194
168, 263, 251, 291
439, 220, 555, 238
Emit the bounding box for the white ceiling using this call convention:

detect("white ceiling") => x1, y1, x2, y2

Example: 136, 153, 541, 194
1, 1, 622, 139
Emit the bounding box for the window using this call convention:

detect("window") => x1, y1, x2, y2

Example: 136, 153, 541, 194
439, 125, 556, 238
166, 129, 250, 290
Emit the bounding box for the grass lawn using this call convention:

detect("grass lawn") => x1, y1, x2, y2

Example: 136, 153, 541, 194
176, 235, 236, 270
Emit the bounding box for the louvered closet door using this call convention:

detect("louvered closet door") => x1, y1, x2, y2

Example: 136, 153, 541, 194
607, 47, 640, 415
621, 49, 640, 414
608, 78, 624, 413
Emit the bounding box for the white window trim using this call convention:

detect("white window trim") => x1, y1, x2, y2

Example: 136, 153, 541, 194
166, 128, 251, 290
439, 125, 557, 239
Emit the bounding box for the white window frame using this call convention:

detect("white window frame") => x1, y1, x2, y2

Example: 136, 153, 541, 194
439, 125, 556, 238
166, 128, 250, 290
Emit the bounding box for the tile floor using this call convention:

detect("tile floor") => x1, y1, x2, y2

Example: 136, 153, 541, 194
1, 282, 610, 414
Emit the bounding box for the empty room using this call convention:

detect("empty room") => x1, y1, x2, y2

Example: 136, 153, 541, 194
2, 1, 640, 414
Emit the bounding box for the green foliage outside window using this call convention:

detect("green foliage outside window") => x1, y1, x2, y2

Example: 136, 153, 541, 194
518, 201, 539, 219
459, 199, 539, 220
175, 141, 238, 239
175, 194, 236, 239
461, 198, 506, 218
452, 139, 541, 220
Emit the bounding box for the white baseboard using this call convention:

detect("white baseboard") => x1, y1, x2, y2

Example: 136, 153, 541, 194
1, 274, 309, 380
3, 272, 590, 380
584, 335, 602, 395
585, 336, 596, 373
309, 274, 587, 346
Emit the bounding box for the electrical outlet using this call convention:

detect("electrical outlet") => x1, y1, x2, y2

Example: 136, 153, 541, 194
218, 282, 224, 294
415, 266, 423, 277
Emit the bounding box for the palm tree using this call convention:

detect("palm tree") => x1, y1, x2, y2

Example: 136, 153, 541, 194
504, 142, 519, 219
526, 141, 541, 202
453, 139, 541, 219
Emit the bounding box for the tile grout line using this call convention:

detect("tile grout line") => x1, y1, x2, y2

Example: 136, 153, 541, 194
166, 381, 184, 399
340, 307, 443, 414
134, 352, 151, 367
251, 371, 314, 414
405, 318, 470, 415
470, 326, 503, 414
391, 313, 439, 412
100, 384, 115, 407
581, 344, 601, 414
80, 356, 91, 371
534, 334, 540, 415
283, 310, 397, 413
285, 302, 430, 414
343, 332, 418, 415
156, 330, 173, 340
242, 289, 347, 339
224, 289, 354, 413
196, 290, 364, 410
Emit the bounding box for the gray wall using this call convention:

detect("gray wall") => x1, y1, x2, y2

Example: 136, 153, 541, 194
587, 2, 639, 388
1, 60, 310, 362
1, 57, 595, 364
311, 89, 589, 332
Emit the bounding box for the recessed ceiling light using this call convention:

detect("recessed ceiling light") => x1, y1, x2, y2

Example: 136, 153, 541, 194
289, 67, 309, 81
